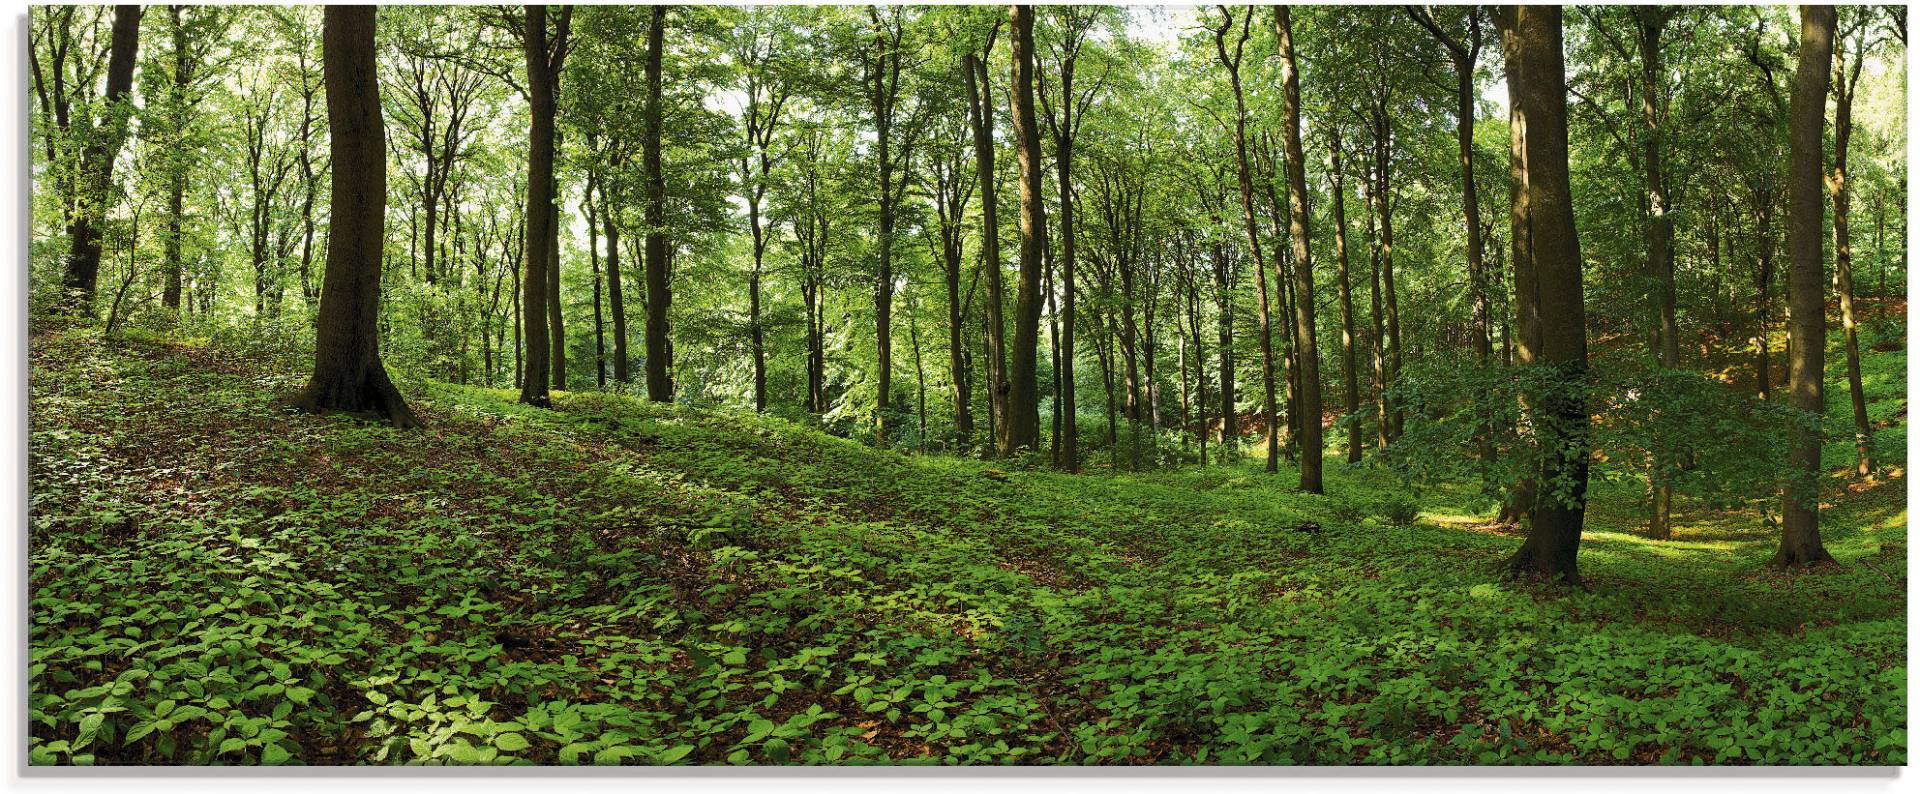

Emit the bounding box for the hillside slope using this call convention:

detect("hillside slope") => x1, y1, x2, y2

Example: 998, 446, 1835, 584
27, 324, 1906, 765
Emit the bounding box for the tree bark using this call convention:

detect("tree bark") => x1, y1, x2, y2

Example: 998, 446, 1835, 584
1831, 18, 1872, 478
643, 5, 673, 402
1328, 127, 1362, 464
1776, 4, 1837, 567
297, 6, 417, 429
962, 42, 1007, 456
62, 4, 142, 313
1214, 8, 1280, 473
1005, 4, 1046, 455
1498, 5, 1589, 585
1275, 7, 1322, 493
518, 5, 571, 408
600, 176, 629, 384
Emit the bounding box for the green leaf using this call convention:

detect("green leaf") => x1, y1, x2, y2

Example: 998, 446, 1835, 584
494, 733, 530, 752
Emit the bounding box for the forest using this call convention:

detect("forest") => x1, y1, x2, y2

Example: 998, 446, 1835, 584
25, 3, 1910, 766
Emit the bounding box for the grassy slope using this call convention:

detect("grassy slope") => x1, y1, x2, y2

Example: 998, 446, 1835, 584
27, 318, 1905, 766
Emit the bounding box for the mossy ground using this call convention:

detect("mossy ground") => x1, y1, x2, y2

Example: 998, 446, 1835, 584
27, 316, 1906, 765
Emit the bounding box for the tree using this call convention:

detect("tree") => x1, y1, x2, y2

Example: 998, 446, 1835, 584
60, 4, 142, 313
1830, 8, 1875, 478
733, 8, 793, 412
1036, 6, 1106, 472
1209, 5, 1281, 472
296, 5, 417, 429
1497, 5, 1590, 584
1775, 4, 1837, 568
518, 4, 573, 408
1004, 4, 1046, 455
961, 22, 1008, 456
642, 5, 673, 403
1275, 7, 1322, 493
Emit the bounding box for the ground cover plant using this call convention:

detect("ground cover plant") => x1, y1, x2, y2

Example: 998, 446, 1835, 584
27, 314, 1906, 765
25, 3, 1909, 769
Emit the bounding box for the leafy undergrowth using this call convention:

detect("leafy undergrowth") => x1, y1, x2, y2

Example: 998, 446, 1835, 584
28, 324, 1905, 765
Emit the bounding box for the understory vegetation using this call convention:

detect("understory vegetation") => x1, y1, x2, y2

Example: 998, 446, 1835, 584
28, 314, 1906, 765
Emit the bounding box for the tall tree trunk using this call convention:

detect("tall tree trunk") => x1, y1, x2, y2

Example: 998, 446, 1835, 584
587, 173, 606, 387
1276, 7, 1322, 492
518, 5, 569, 407
601, 178, 629, 383
1214, 9, 1280, 472
1776, 4, 1837, 567
1498, 5, 1589, 585
963, 44, 1007, 456
297, 6, 417, 428
547, 176, 565, 389
62, 4, 143, 313
1211, 242, 1237, 450
944, 226, 972, 451
1636, 8, 1680, 540
1831, 20, 1872, 478
643, 5, 673, 402
1005, 4, 1046, 455
1371, 103, 1404, 442
1328, 128, 1362, 464
163, 5, 188, 312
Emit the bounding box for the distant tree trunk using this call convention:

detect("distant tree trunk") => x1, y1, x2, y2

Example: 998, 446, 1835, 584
600, 176, 629, 383
1636, 7, 1680, 541
866, 8, 913, 442
1776, 5, 1837, 567
1213, 8, 1280, 473
62, 4, 143, 313
1753, 186, 1777, 400
514, 3, 564, 406
1365, 164, 1389, 452
1276, 7, 1322, 493
941, 212, 973, 451
1831, 18, 1872, 478
1369, 100, 1404, 442
1498, 5, 1589, 584
297, 6, 417, 428
642, 5, 673, 402
163, 5, 189, 312
963, 39, 1007, 456
1005, 4, 1047, 455
547, 183, 566, 390
1211, 241, 1237, 450
1328, 128, 1362, 464
587, 172, 606, 387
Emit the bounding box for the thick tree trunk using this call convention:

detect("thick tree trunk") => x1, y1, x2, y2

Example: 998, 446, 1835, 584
643, 5, 673, 402
62, 4, 143, 313
1776, 5, 1837, 568
1005, 5, 1046, 455
297, 6, 417, 429
1498, 5, 1589, 585
1276, 8, 1322, 493
1636, 8, 1679, 540
518, 5, 567, 408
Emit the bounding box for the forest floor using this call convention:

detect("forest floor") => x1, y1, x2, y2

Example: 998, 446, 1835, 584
27, 308, 1907, 765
